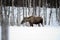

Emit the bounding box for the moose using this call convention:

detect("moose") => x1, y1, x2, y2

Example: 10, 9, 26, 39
21, 16, 43, 27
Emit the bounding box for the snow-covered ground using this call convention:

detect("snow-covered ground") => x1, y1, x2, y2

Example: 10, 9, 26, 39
0, 26, 60, 40
9, 26, 60, 40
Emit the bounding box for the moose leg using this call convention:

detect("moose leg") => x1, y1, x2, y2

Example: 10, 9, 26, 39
41, 22, 44, 27
38, 24, 40, 27
30, 23, 33, 27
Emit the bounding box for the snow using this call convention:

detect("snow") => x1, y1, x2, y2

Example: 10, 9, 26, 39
0, 26, 60, 40
9, 26, 60, 40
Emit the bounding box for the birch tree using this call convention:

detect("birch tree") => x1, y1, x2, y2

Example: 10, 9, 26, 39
49, 8, 52, 25
8, 0, 10, 26
11, 0, 15, 26
17, 7, 20, 26
24, 0, 28, 26
42, 0, 47, 25
0, 0, 10, 40
45, 0, 47, 25
56, 0, 58, 22
33, 0, 36, 16
25, 0, 27, 17
28, 0, 32, 16
38, 0, 41, 16
48, 0, 52, 25
56, 0, 60, 25
23, 0, 24, 18
0, 0, 2, 25
58, 0, 60, 25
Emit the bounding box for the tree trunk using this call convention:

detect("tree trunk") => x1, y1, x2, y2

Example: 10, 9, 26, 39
28, 0, 32, 16
25, 0, 27, 17
48, 0, 53, 25
1, 0, 10, 40
1, 15, 9, 40
11, 0, 15, 26
33, 0, 36, 16
48, 8, 52, 25
1, 6, 9, 40
42, 0, 47, 25
17, 8, 20, 26
56, 0, 58, 22
23, 0, 24, 18
58, 0, 60, 25
38, 0, 41, 16
0, 0, 2, 24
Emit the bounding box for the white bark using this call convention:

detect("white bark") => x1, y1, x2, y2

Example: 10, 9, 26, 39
1, 6, 9, 40
58, 0, 60, 25
1, 0, 8, 40
11, 0, 15, 26
39, 0, 41, 16
56, 0, 58, 22
43, 0, 47, 25
25, 0, 27, 17
23, 0, 24, 18
17, 8, 21, 26
33, 0, 36, 16
48, 0, 52, 25
28, 0, 32, 16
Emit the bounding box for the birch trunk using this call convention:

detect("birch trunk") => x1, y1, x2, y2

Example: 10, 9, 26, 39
11, 0, 15, 26
56, 0, 58, 22
43, 0, 47, 25
59, 0, 60, 25
28, 0, 31, 16
33, 0, 36, 16
23, 0, 24, 18
17, 8, 20, 26
1, 0, 9, 40
39, 0, 41, 16
48, 0, 52, 25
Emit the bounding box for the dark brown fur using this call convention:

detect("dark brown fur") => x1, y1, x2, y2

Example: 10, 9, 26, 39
21, 16, 43, 26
